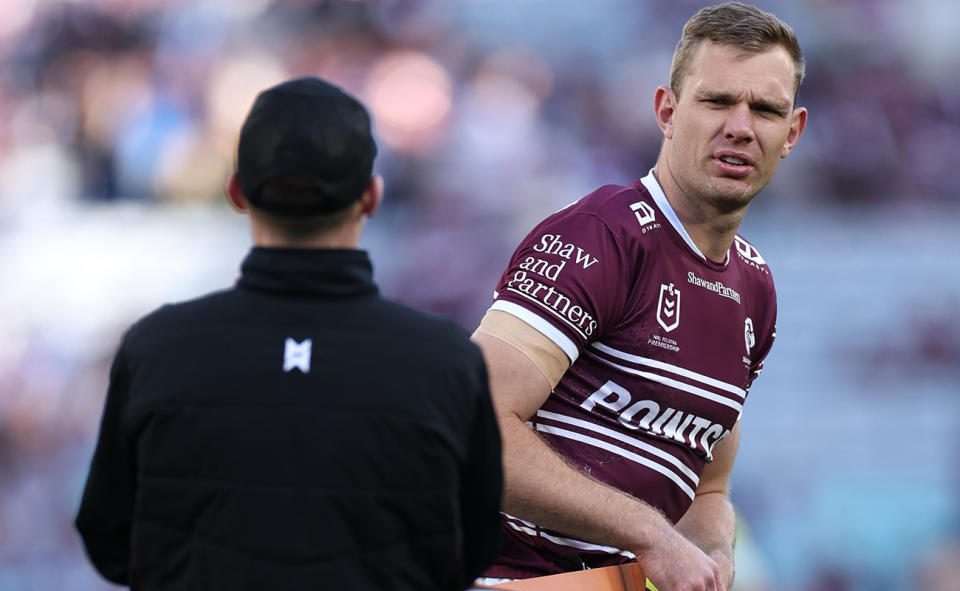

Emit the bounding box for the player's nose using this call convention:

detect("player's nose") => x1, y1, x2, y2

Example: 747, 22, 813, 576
723, 103, 754, 143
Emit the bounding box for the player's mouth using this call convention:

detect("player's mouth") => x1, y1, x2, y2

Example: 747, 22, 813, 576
713, 152, 754, 178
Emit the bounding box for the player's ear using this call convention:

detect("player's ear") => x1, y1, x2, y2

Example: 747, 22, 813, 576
224, 171, 249, 213
780, 106, 808, 158
654, 86, 678, 140
360, 174, 383, 218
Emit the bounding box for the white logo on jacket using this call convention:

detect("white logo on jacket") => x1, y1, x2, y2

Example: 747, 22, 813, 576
283, 338, 312, 373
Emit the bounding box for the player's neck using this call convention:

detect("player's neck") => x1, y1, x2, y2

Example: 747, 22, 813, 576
652, 163, 746, 264
250, 218, 365, 250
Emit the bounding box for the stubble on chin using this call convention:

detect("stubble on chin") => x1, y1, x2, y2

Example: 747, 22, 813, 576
700, 176, 761, 213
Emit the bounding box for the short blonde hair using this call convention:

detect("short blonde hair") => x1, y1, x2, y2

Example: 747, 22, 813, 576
670, 2, 805, 102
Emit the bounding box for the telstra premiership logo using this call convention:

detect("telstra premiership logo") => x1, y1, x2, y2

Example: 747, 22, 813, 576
656, 283, 681, 332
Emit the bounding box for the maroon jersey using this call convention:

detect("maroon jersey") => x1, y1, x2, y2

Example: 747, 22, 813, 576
485, 172, 777, 578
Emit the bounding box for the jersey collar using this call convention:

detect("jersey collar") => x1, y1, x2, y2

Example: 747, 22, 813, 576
639, 170, 730, 266
238, 247, 379, 298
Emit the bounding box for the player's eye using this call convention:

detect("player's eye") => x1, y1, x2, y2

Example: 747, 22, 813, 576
754, 104, 786, 117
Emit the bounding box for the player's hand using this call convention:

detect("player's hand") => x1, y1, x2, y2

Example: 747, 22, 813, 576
707, 549, 734, 589
635, 525, 726, 591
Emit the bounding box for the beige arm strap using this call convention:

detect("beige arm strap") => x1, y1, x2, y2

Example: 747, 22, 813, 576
473, 309, 571, 389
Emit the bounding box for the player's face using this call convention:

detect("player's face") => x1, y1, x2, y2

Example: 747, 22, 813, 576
658, 41, 806, 211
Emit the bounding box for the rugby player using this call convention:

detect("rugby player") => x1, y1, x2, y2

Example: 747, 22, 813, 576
472, 3, 807, 590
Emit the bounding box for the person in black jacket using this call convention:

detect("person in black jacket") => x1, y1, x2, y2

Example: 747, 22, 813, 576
75, 76, 502, 591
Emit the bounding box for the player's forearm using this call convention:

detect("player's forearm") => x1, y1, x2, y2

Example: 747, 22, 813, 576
473, 330, 677, 559
674, 491, 736, 587
498, 413, 673, 556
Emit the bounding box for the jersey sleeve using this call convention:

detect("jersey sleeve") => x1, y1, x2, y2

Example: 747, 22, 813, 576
490, 211, 629, 364
746, 282, 778, 391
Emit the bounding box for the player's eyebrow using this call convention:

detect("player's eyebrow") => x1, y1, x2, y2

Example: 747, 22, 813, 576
697, 89, 738, 103
698, 90, 791, 116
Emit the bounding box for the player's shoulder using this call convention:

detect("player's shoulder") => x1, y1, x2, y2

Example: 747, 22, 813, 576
542, 180, 657, 242
367, 297, 486, 364
121, 288, 234, 345
378, 298, 472, 343
559, 181, 649, 222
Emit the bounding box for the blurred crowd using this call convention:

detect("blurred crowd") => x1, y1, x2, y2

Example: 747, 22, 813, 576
1, 1, 958, 590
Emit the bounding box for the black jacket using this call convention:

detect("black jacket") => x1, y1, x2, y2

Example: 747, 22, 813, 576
76, 247, 502, 591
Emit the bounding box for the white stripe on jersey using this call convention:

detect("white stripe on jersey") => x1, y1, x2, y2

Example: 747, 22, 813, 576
587, 353, 744, 413
502, 513, 537, 528
640, 171, 730, 265
491, 299, 580, 363
535, 424, 697, 499
502, 514, 636, 558
536, 410, 700, 483
590, 342, 746, 400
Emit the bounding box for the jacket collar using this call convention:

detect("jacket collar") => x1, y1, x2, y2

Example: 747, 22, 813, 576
237, 247, 378, 298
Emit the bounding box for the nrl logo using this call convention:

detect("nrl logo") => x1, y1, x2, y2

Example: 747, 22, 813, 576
656, 283, 681, 332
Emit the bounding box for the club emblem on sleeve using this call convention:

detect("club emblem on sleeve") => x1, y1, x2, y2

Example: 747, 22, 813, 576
283, 338, 312, 373
656, 283, 680, 332
744, 318, 755, 355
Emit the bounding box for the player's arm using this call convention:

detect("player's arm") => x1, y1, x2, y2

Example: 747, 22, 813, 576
75, 347, 136, 585
675, 422, 741, 589
458, 351, 505, 586
473, 311, 725, 591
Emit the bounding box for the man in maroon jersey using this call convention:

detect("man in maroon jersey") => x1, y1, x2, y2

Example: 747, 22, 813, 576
471, 3, 807, 590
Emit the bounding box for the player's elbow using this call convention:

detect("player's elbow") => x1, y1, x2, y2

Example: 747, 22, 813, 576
75, 514, 131, 585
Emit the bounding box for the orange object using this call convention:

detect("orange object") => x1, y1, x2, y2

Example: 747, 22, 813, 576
489, 563, 649, 591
